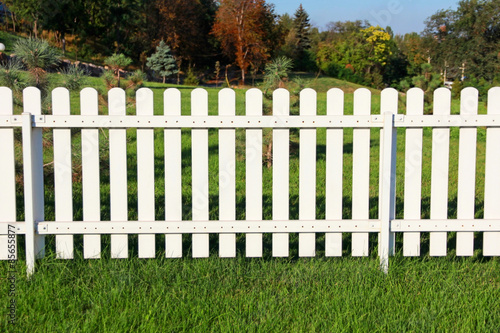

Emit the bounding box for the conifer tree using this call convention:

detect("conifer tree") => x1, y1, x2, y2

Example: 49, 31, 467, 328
293, 4, 311, 70
146, 40, 178, 83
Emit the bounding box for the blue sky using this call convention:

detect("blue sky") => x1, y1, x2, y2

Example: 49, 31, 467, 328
270, 0, 460, 35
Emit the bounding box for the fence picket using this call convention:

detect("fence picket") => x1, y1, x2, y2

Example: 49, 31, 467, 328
164, 89, 183, 257
109, 88, 128, 258
53, 88, 74, 259
219, 89, 236, 257
299, 89, 317, 257
352, 88, 371, 256
430, 88, 451, 256
379, 88, 398, 256
245, 89, 263, 257
272, 89, 290, 257
23, 87, 45, 274
137, 88, 155, 258
484, 87, 500, 255
0, 88, 16, 260
403, 88, 424, 256
81, 88, 101, 259
192, 88, 209, 258
325, 88, 344, 256
456, 87, 478, 256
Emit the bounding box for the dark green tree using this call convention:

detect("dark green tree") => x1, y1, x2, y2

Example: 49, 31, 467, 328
292, 4, 312, 70
146, 40, 178, 83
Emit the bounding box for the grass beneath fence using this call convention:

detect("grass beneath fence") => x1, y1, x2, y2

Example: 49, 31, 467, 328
2, 253, 500, 332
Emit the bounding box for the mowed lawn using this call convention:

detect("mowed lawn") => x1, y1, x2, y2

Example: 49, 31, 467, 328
2, 77, 499, 332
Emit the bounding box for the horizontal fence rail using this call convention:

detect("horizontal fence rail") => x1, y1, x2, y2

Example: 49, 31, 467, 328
1, 85, 500, 275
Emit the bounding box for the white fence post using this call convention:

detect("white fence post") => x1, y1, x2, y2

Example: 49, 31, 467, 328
430, 88, 451, 256
218, 88, 236, 257
0, 88, 16, 260
456, 87, 478, 256
22, 87, 45, 275
137, 88, 156, 258
403, 88, 424, 256
191, 88, 210, 258
325, 88, 344, 257
272, 89, 290, 257
352, 88, 371, 256
245, 89, 263, 257
379, 111, 397, 273
81, 88, 101, 259
53, 87, 74, 259
164, 88, 183, 257
109, 88, 128, 258
484, 87, 500, 255
299, 88, 317, 257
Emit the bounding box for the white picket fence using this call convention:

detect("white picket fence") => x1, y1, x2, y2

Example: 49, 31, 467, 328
1, 86, 500, 275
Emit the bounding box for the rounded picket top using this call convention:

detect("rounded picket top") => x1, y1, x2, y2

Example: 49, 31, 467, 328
0, 87, 13, 115
246, 88, 262, 116
219, 88, 235, 116
353, 88, 371, 115
164, 88, 181, 115
460, 87, 478, 116
487, 87, 500, 115
327, 88, 344, 116
136, 88, 154, 116
406, 88, 425, 116
300, 88, 316, 116
52, 87, 70, 116
272, 88, 290, 116
381, 87, 399, 115
108, 87, 126, 115
191, 88, 208, 116
433, 87, 451, 115
23, 87, 42, 115
80, 88, 99, 116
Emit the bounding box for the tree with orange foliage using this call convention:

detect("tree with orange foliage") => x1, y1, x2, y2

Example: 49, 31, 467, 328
212, 0, 273, 85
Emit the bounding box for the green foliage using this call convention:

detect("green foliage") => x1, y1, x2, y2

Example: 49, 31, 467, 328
13, 37, 61, 71
262, 56, 293, 93
183, 67, 199, 86
60, 65, 88, 91
146, 40, 178, 83
126, 69, 146, 91
101, 70, 117, 89
0, 59, 26, 93
104, 53, 132, 87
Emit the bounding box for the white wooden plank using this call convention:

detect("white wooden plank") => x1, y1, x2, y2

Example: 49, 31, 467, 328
352, 88, 371, 256
430, 88, 451, 256
245, 89, 263, 257
299, 89, 316, 257
325, 88, 344, 256
456, 87, 478, 256
81, 88, 101, 259
23, 87, 45, 261
379, 88, 398, 257
484, 87, 500, 255
109, 88, 128, 258
52, 88, 74, 259
219, 88, 236, 257
191, 88, 209, 258
164, 88, 183, 257
137, 88, 155, 258
0, 87, 16, 260
272, 89, 290, 257
403, 88, 424, 256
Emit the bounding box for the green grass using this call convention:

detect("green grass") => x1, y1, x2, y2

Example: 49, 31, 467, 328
3, 76, 497, 331
2, 254, 499, 332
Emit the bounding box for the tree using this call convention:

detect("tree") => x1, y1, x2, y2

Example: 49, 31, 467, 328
146, 40, 178, 83
104, 53, 132, 87
292, 4, 311, 70
212, 0, 273, 84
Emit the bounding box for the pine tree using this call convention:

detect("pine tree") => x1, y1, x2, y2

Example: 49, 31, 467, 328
293, 4, 311, 70
146, 40, 178, 83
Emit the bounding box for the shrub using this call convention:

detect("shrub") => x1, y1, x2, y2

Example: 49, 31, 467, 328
61, 65, 88, 91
